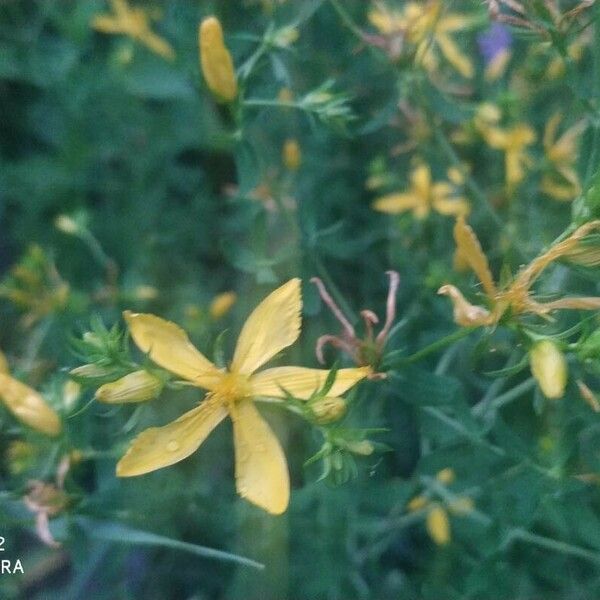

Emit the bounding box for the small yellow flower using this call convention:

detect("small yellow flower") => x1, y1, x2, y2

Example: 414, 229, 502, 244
479, 122, 536, 190
369, 1, 474, 78
209, 291, 237, 319
92, 0, 175, 60
373, 164, 470, 220
426, 505, 451, 545
541, 113, 586, 201
283, 139, 302, 171
117, 279, 370, 514
529, 340, 567, 399
95, 370, 163, 403
199, 16, 238, 103
439, 217, 600, 328
0, 357, 62, 437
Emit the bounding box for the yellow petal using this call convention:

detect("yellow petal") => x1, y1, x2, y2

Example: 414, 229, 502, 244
116, 397, 227, 476
411, 164, 432, 200
433, 197, 470, 217
92, 15, 122, 33
0, 373, 61, 437
231, 279, 301, 375
124, 311, 222, 389
453, 217, 497, 299
250, 366, 370, 400
230, 398, 289, 515
372, 193, 420, 214
435, 33, 473, 78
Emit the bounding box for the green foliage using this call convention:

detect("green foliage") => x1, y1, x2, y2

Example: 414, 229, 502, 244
1, 0, 600, 599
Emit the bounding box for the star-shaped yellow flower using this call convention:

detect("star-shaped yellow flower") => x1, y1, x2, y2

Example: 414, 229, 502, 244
541, 113, 586, 201
92, 0, 175, 61
117, 279, 370, 514
0, 350, 61, 437
369, 1, 474, 78
439, 217, 600, 328
372, 164, 469, 220
479, 122, 535, 190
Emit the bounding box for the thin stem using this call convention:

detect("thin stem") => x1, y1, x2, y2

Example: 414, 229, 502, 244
328, 0, 367, 44
472, 377, 536, 417
505, 528, 600, 566
384, 327, 474, 369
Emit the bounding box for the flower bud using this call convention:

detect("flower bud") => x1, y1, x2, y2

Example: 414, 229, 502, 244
345, 440, 374, 456
70, 363, 117, 380
529, 340, 567, 399
436, 467, 455, 485
0, 373, 62, 436
309, 396, 347, 424
426, 505, 451, 546
283, 139, 302, 171
199, 16, 237, 102
0, 348, 9, 374
54, 215, 79, 235
95, 370, 163, 403
62, 379, 81, 410
210, 291, 237, 319
407, 495, 428, 512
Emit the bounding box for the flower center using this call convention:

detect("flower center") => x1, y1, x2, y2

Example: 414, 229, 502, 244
213, 371, 250, 403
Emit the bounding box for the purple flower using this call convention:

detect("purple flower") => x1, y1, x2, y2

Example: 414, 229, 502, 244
477, 23, 512, 64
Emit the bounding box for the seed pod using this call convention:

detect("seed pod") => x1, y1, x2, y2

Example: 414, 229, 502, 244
0, 373, 62, 436
426, 505, 451, 546
95, 370, 163, 404
309, 396, 347, 424
529, 340, 567, 399
199, 16, 237, 102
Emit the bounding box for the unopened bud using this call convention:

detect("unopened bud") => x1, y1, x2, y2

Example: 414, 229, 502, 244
95, 370, 162, 403
309, 396, 347, 424
0, 373, 62, 436
54, 215, 79, 235
407, 495, 428, 512
345, 440, 374, 456
426, 505, 451, 546
199, 16, 238, 102
62, 379, 81, 410
436, 467, 455, 485
0, 348, 9, 374
209, 291, 237, 319
283, 139, 302, 171
529, 340, 567, 399
70, 363, 117, 380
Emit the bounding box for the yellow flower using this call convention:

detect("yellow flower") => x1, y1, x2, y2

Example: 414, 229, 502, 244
373, 163, 470, 220
209, 291, 237, 319
439, 217, 600, 327
199, 16, 238, 103
0, 356, 61, 437
117, 279, 370, 514
369, 1, 474, 78
92, 0, 175, 60
479, 122, 535, 190
529, 340, 567, 399
426, 505, 451, 545
541, 113, 585, 201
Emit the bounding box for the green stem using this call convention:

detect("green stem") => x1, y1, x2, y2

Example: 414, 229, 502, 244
505, 528, 600, 566
383, 327, 473, 369
472, 378, 536, 417
328, 0, 366, 44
